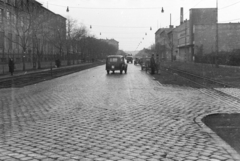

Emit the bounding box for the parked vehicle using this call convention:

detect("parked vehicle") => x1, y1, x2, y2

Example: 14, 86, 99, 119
106, 55, 128, 74
126, 56, 133, 63
140, 58, 150, 70
134, 58, 139, 65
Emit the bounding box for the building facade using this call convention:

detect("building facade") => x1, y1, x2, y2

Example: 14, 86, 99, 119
0, 0, 66, 65
155, 8, 240, 62
105, 39, 119, 50
155, 27, 176, 62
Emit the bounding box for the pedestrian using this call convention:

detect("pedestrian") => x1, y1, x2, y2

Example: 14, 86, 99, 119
8, 58, 15, 76
55, 59, 61, 68
150, 54, 155, 74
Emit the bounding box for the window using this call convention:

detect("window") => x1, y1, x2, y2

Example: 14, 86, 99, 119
12, 0, 16, 6
0, 32, 4, 49
6, 11, 11, 25
108, 58, 118, 62
8, 33, 12, 50
0, 9, 3, 23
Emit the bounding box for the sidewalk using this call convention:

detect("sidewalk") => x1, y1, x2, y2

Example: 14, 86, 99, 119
0, 60, 94, 80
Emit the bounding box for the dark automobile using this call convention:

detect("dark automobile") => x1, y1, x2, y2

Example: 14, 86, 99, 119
134, 58, 139, 65
106, 55, 128, 74
140, 58, 150, 70
126, 56, 133, 63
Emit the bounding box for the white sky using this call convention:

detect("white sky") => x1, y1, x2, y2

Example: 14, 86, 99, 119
36, 0, 240, 52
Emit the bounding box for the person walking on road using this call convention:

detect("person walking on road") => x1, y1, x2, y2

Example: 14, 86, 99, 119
150, 54, 155, 74
8, 58, 15, 76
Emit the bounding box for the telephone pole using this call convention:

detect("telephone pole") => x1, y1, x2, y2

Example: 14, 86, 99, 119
215, 0, 219, 67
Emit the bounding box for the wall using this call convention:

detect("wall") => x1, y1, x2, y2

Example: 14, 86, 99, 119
194, 23, 240, 55
190, 8, 217, 25
177, 20, 190, 47
218, 23, 240, 52
194, 25, 216, 55
187, 8, 217, 60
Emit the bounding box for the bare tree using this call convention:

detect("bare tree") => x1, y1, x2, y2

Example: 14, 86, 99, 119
71, 25, 88, 63
47, 14, 67, 65
5, 0, 50, 70
31, 7, 51, 69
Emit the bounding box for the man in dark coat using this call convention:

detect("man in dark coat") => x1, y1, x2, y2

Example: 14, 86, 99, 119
150, 54, 155, 74
8, 58, 14, 76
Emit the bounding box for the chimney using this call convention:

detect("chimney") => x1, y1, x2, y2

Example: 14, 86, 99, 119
180, 7, 184, 25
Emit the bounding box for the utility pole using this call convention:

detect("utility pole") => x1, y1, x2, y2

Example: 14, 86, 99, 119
215, 0, 219, 67
2, 0, 6, 74
170, 13, 173, 62
185, 19, 187, 61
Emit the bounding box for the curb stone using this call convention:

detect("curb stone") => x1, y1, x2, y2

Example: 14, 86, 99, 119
195, 112, 240, 161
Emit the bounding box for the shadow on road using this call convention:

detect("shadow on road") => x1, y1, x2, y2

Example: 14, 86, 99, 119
202, 113, 240, 154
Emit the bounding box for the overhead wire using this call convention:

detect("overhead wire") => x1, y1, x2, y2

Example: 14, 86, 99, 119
42, 1, 199, 10
219, 0, 240, 10
46, 0, 240, 50
46, 3, 163, 10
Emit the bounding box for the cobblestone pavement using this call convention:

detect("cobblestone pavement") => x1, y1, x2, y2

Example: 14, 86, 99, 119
0, 64, 240, 161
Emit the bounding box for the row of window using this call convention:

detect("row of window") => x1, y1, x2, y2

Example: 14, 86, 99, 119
0, 32, 17, 50
1, 0, 16, 6
0, 32, 62, 54
0, 9, 24, 26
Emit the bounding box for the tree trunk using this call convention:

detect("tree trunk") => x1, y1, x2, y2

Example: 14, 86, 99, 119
22, 50, 26, 71
37, 50, 42, 69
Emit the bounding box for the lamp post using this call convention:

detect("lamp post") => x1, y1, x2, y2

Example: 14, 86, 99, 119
215, 0, 219, 67
2, 0, 6, 74
66, 6, 71, 65
155, 7, 164, 72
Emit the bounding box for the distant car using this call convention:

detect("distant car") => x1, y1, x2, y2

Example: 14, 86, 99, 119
126, 56, 133, 63
106, 55, 128, 74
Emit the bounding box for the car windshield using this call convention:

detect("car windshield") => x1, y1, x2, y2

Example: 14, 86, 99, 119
1, 0, 240, 160
108, 57, 119, 62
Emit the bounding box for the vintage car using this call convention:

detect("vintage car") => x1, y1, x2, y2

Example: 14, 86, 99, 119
134, 58, 139, 65
106, 55, 128, 74
140, 58, 150, 71
126, 56, 133, 63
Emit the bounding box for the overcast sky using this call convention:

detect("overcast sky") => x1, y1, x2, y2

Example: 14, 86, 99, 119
36, 0, 240, 52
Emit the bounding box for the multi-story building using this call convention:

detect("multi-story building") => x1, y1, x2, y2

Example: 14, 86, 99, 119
0, 0, 66, 67
105, 39, 119, 50
155, 26, 176, 61
156, 7, 240, 62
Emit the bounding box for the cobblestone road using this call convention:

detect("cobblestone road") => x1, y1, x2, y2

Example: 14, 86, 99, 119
0, 64, 240, 161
